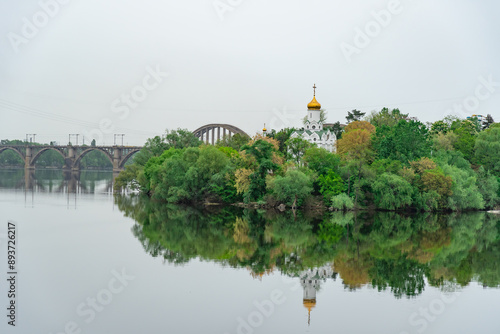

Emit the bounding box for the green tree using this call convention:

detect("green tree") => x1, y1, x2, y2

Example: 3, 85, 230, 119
476, 167, 500, 209
346, 109, 365, 124
302, 147, 340, 176
430, 120, 450, 134
373, 120, 431, 164
286, 137, 312, 165
475, 127, 500, 176
216, 133, 250, 151
441, 163, 484, 211
241, 140, 280, 202
452, 120, 477, 162
164, 128, 202, 150
366, 108, 408, 128
372, 173, 413, 210
329, 121, 344, 140
267, 128, 296, 154
317, 170, 345, 202
267, 169, 313, 207
330, 193, 354, 211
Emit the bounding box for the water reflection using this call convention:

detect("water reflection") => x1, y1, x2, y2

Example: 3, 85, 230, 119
0, 169, 114, 193
116, 194, 500, 305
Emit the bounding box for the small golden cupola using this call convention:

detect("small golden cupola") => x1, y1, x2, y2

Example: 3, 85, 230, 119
307, 84, 321, 110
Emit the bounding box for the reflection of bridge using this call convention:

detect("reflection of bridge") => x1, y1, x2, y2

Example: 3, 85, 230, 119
0, 145, 142, 173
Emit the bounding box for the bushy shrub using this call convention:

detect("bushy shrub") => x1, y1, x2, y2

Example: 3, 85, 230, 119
331, 193, 354, 211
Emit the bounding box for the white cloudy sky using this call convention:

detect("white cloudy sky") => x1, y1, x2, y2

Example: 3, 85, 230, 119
1, 0, 499, 145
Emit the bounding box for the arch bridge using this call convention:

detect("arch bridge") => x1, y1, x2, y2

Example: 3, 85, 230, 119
0, 145, 142, 173
193, 124, 250, 145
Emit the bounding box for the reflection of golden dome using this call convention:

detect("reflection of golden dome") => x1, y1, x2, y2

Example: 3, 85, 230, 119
307, 96, 321, 110
303, 299, 316, 326
303, 299, 316, 310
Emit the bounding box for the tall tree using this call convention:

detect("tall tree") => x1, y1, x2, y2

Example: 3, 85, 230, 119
286, 137, 313, 166
372, 120, 431, 164
475, 127, 500, 176
346, 109, 365, 124
366, 108, 408, 128
330, 121, 344, 139
452, 120, 477, 162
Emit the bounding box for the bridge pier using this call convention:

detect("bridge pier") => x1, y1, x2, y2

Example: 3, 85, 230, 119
67, 145, 77, 172
24, 168, 35, 190
113, 146, 122, 174
25, 146, 35, 170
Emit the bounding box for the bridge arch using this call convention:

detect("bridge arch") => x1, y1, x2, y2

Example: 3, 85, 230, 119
119, 149, 141, 168
30, 147, 66, 166
193, 124, 250, 145
0, 147, 25, 162
73, 148, 114, 169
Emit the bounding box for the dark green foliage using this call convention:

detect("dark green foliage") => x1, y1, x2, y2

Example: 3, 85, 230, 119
241, 140, 280, 202
475, 127, 500, 176
267, 128, 295, 154
267, 169, 313, 207
368, 108, 408, 128
372, 173, 413, 210
286, 137, 312, 165
330, 121, 344, 139
370, 256, 427, 298
452, 120, 477, 162
370, 159, 402, 175
373, 120, 431, 164
0, 149, 23, 166
79, 150, 112, 169
303, 147, 340, 176
216, 133, 250, 151
346, 109, 366, 124
317, 170, 345, 203
144, 146, 232, 203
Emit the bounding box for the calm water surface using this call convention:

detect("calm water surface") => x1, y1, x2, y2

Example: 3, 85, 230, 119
0, 169, 499, 334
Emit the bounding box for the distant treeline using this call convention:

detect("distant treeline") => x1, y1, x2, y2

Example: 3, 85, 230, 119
114, 110, 500, 212
0, 139, 114, 169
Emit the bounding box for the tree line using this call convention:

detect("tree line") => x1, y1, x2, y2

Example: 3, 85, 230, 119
114, 109, 500, 212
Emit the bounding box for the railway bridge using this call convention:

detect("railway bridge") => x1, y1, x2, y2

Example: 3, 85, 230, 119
0, 123, 250, 172
0, 145, 142, 173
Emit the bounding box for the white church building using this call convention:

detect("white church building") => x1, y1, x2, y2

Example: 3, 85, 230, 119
290, 84, 336, 152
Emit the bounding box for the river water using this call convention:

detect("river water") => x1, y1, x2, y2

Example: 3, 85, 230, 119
0, 169, 499, 334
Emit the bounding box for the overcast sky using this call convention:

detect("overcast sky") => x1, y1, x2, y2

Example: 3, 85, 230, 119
1, 0, 499, 145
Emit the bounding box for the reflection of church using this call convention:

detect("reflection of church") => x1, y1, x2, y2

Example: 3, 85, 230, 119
300, 265, 337, 325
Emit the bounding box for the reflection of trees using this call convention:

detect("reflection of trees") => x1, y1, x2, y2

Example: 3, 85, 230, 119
115, 194, 500, 297
369, 256, 428, 298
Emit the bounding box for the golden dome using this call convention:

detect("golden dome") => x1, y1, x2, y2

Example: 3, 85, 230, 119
307, 84, 321, 110
263, 123, 267, 132
307, 96, 321, 110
